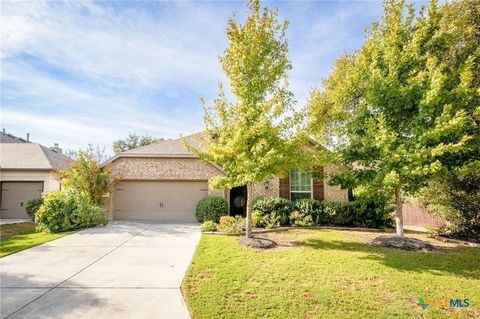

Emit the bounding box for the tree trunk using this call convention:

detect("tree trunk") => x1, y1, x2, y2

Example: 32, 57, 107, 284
395, 187, 404, 238
245, 183, 253, 238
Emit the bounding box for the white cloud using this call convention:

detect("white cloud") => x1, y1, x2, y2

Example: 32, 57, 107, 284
1, 1, 227, 89
0, 0, 393, 154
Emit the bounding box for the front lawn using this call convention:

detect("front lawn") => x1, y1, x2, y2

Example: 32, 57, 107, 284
0, 222, 72, 257
183, 229, 479, 319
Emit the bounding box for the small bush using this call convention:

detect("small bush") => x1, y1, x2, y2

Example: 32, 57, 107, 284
294, 199, 323, 224
289, 210, 314, 227
253, 196, 292, 226
196, 196, 229, 223
252, 211, 264, 228
200, 221, 218, 232
218, 215, 245, 234
262, 212, 283, 229
35, 190, 107, 233
25, 198, 44, 218
321, 201, 353, 226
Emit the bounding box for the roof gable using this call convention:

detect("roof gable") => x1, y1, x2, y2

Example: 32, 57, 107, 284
0, 143, 72, 171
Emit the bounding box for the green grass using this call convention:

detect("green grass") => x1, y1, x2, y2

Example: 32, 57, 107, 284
0, 222, 72, 257
183, 229, 480, 319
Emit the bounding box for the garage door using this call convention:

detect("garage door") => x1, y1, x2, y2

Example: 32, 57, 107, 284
0, 182, 43, 219
113, 181, 209, 222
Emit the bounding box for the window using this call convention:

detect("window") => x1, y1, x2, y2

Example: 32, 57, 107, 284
290, 168, 312, 201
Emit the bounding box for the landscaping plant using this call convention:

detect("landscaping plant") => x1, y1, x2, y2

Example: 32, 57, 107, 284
60, 150, 111, 206
25, 198, 44, 218
35, 190, 107, 233
217, 216, 245, 234
195, 196, 229, 223
419, 171, 480, 242
253, 196, 292, 226
200, 221, 218, 232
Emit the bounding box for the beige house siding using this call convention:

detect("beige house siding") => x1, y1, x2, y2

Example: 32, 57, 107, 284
0, 170, 61, 193
323, 164, 348, 202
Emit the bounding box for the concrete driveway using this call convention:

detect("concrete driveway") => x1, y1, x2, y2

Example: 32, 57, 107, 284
0, 221, 201, 319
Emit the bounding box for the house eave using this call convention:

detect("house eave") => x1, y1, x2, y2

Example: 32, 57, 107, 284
101, 153, 224, 173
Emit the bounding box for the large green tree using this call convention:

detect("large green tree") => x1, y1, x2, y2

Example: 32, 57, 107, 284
113, 133, 162, 154
308, 0, 480, 237
185, 0, 305, 238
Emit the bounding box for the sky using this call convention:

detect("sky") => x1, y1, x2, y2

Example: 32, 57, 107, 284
0, 0, 425, 155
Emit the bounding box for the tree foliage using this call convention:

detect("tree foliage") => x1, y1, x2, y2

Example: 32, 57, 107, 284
60, 151, 110, 206
65, 144, 109, 163
184, 0, 306, 237
418, 171, 480, 242
113, 133, 162, 154
307, 0, 480, 237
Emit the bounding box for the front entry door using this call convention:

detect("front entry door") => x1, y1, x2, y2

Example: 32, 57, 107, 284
229, 186, 247, 217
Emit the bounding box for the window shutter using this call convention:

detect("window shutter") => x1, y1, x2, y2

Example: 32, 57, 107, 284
279, 176, 290, 199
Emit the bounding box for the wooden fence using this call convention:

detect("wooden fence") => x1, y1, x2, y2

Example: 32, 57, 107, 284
402, 203, 444, 226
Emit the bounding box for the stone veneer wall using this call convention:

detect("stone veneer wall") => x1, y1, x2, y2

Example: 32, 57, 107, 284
323, 164, 349, 202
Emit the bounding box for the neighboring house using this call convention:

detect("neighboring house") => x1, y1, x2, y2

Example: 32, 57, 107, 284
0, 132, 72, 219
104, 133, 347, 222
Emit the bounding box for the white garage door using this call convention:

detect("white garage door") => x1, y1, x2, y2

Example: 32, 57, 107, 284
1, 182, 43, 219
113, 181, 209, 222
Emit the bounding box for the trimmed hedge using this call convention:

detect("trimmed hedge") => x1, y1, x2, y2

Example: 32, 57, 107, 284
35, 190, 107, 233
195, 196, 229, 223
253, 196, 292, 227
252, 196, 393, 229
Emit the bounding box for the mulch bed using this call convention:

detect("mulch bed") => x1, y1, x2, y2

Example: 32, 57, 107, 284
238, 237, 277, 249
370, 235, 435, 251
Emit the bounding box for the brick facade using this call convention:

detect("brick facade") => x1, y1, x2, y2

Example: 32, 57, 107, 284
106, 157, 347, 205
323, 164, 348, 202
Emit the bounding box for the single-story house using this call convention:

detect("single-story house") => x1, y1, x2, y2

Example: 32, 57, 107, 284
0, 132, 72, 219
104, 133, 347, 222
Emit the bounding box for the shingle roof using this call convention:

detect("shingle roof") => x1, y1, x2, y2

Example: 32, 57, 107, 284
0, 132, 28, 143
0, 143, 73, 171
124, 133, 203, 156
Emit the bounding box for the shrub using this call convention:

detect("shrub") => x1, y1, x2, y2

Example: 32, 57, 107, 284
195, 196, 229, 223
318, 198, 393, 228
293, 199, 323, 224
25, 198, 44, 218
418, 171, 480, 242
200, 221, 218, 232
253, 196, 292, 226
262, 213, 282, 229
289, 210, 314, 227
349, 196, 394, 228
321, 201, 353, 226
217, 215, 245, 234
60, 150, 110, 206
252, 211, 264, 228
288, 195, 392, 228
35, 190, 107, 233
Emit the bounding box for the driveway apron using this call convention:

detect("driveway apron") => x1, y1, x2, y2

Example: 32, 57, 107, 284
0, 221, 201, 319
